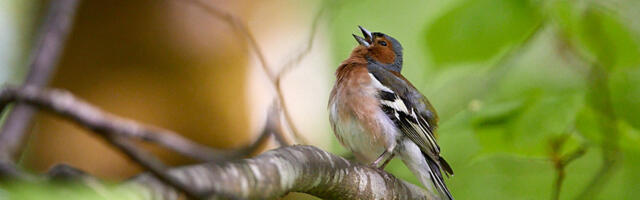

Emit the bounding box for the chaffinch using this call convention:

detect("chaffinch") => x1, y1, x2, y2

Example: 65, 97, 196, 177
329, 26, 454, 200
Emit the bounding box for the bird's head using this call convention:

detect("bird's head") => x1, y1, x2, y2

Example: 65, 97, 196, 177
352, 26, 403, 72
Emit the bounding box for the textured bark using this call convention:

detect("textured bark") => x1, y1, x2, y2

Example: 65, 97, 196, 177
127, 145, 436, 200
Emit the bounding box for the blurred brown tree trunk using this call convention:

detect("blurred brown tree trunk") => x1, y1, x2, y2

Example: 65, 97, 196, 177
22, 0, 252, 179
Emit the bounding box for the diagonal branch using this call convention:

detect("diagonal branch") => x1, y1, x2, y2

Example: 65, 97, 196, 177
0, 85, 267, 163
0, 0, 80, 162
107, 135, 207, 200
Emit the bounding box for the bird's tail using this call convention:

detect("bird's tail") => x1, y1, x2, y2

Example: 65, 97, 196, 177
425, 154, 454, 200
399, 141, 453, 200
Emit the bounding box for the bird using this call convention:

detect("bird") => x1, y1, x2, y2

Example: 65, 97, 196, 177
328, 26, 454, 200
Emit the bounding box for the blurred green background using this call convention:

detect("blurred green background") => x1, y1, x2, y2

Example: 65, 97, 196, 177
2, 0, 640, 199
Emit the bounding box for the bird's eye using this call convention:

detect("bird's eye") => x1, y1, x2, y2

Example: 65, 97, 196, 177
378, 41, 387, 46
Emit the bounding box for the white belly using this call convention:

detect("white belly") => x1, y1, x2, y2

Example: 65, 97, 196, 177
329, 102, 388, 163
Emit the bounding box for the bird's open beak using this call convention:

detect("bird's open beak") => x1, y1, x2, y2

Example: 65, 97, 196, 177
353, 25, 373, 47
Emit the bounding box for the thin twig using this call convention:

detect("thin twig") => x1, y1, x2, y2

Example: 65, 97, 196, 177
265, 101, 289, 146
181, 0, 330, 145
552, 20, 621, 198
576, 64, 620, 200
551, 166, 564, 200
0, 0, 80, 161
269, 4, 329, 146
222, 102, 285, 158
272, 3, 328, 145
275, 3, 327, 79
562, 146, 588, 165
549, 137, 587, 200
107, 135, 205, 200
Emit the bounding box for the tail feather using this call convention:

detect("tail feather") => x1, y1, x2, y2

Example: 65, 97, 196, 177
399, 140, 453, 200
439, 156, 454, 176
426, 155, 454, 200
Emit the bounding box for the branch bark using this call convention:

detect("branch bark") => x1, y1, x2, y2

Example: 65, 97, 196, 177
127, 145, 436, 200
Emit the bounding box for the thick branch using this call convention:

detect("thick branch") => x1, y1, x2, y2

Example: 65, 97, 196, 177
128, 145, 436, 200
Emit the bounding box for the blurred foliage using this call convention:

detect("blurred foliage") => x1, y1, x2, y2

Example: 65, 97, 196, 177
0, 181, 140, 200
610, 67, 640, 130
330, 0, 640, 199
551, 1, 640, 71
425, 0, 542, 65
0, 0, 39, 85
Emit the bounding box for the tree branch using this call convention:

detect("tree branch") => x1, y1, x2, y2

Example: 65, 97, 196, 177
275, 3, 327, 79
549, 136, 587, 200
0, 0, 80, 162
0, 85, 271, 163
181, 0, 331, 145
107, 135, 206, 200
128, 145, 436, 200
0, 85, 282, 198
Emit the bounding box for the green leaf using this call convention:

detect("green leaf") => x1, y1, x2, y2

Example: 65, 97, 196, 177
512, 94, 583, 145
472, 93, 584, 156
0, 181, 139, 200
552, 2, 640, 70
424, 0, 542, 65
619, 121, 640, 153
609, 67, 640, 130
472, 100, 525, 127
580, 7, 640, 70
